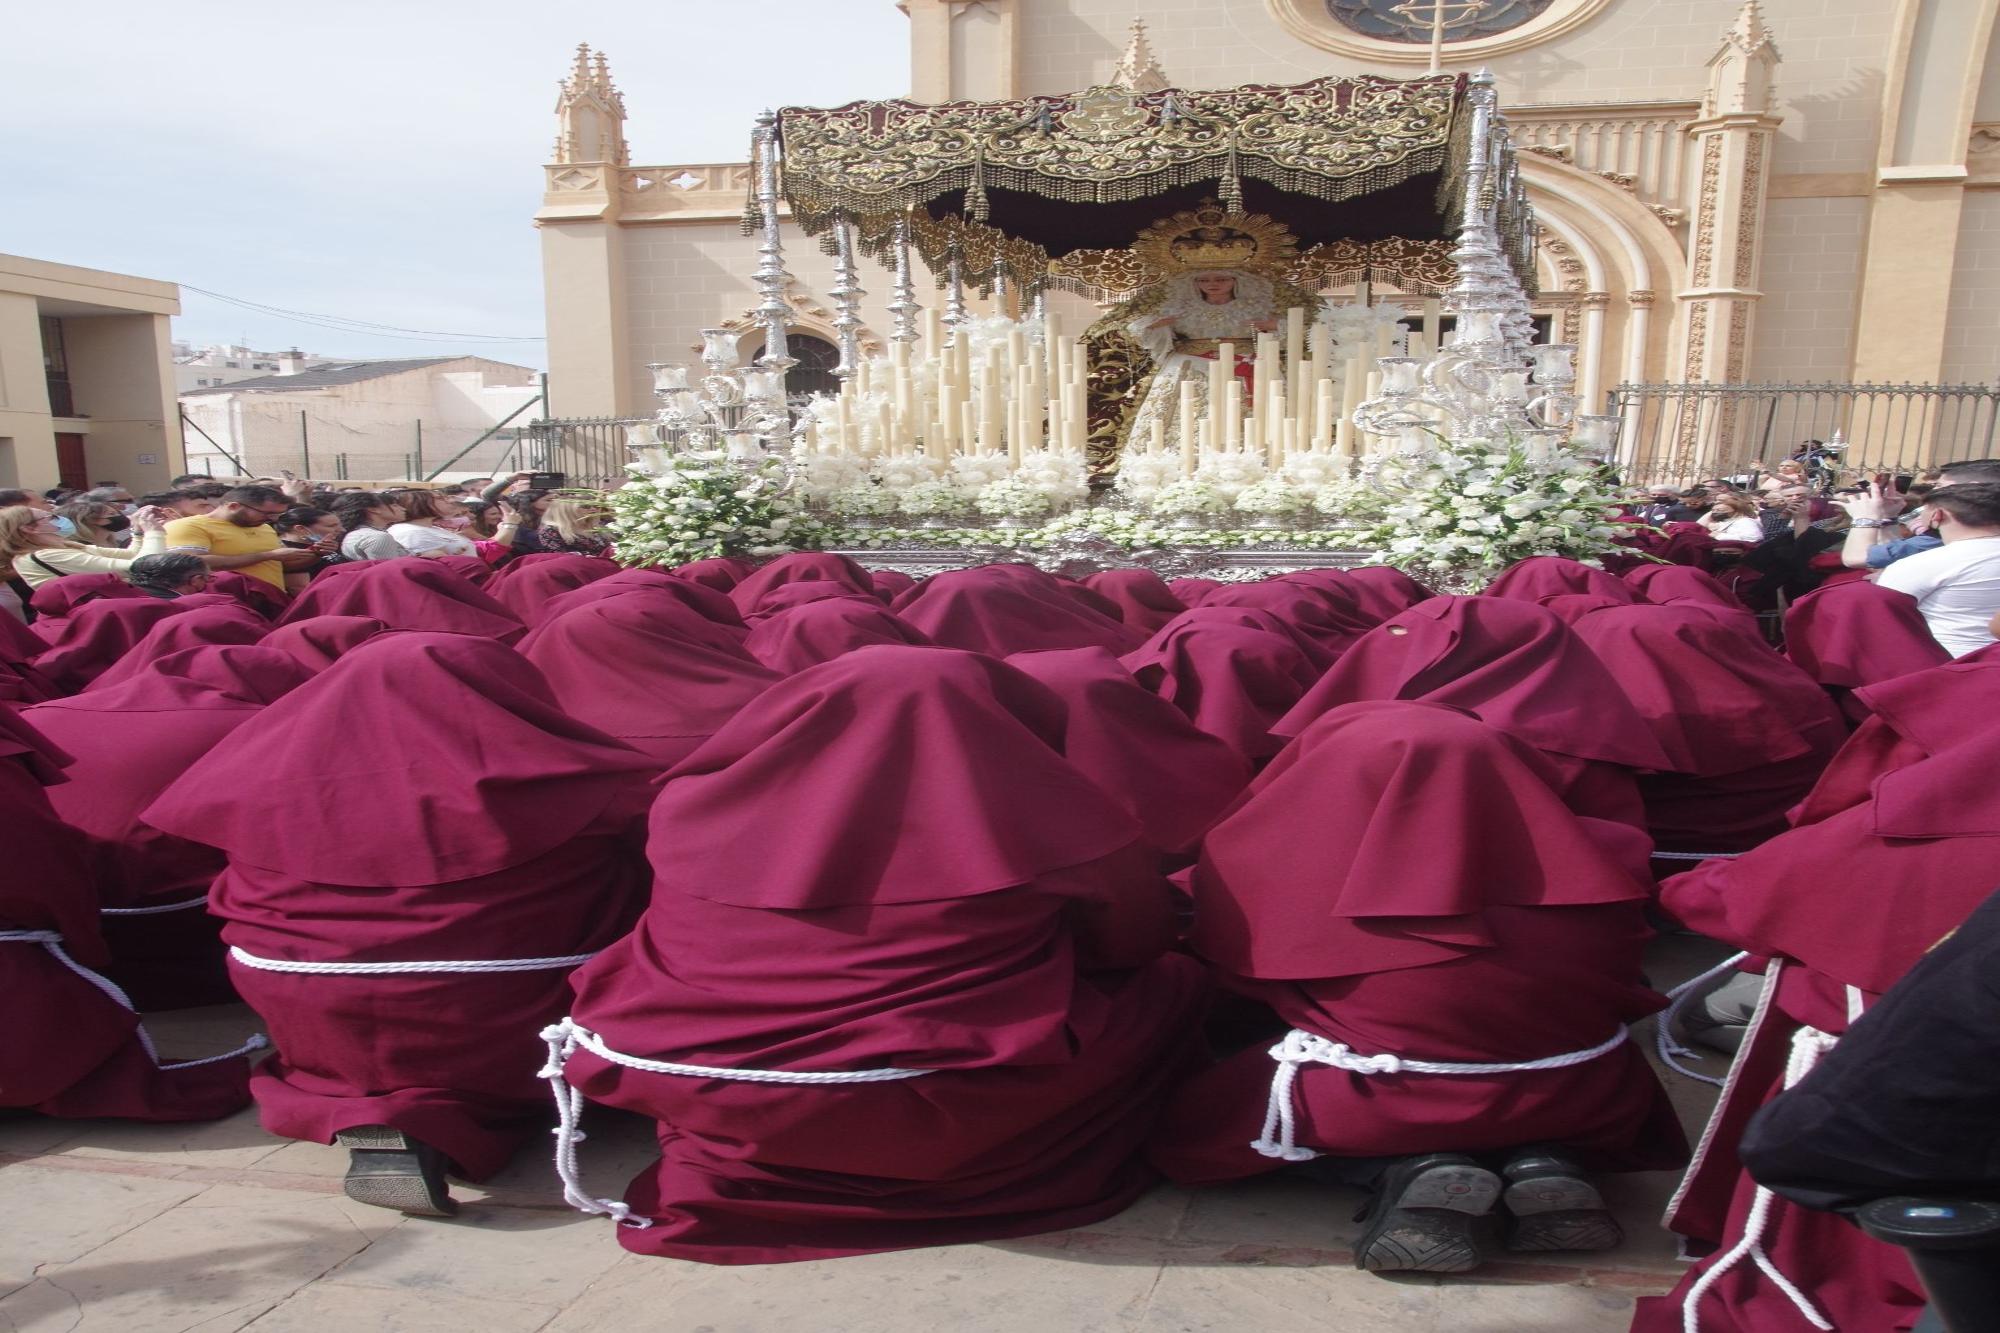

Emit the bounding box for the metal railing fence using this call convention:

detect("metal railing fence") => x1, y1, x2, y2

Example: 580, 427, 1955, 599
517, 417, 650, 491
1608, 381, 2000, 487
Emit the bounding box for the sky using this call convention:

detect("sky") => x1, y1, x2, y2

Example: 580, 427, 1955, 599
0, 1, 912, 370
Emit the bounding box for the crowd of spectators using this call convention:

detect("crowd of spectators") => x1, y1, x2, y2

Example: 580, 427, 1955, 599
1, 471, 613, 621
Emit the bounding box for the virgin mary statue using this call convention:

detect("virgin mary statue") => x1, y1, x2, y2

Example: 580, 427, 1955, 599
1082, 203, 1325, 476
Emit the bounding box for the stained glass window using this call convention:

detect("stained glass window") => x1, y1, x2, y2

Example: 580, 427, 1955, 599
1323, 0, 1558, 44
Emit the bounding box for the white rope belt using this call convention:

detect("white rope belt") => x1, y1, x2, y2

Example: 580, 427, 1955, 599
102, 897, 210, 917
229, 946, 599, 975
1251, 1026, 1632, 1162
1653, 951, 1753, 1088
0, 929, 265, 1071
537, 1016, 933, 1227
1650, 851, 1745, 862
1679, 985, 1862, 1333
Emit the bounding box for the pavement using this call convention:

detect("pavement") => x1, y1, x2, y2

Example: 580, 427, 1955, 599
0, 937, 1734, 1333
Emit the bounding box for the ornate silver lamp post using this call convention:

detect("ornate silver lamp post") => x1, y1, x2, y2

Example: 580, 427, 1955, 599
640, 330, 801, 465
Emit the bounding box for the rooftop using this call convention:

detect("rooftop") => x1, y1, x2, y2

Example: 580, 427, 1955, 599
178, 357, 465, 396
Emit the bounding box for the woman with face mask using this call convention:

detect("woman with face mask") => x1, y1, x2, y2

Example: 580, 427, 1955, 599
0, 504, 175, 591
387, 490, 481, 558
56, 502, 132, 548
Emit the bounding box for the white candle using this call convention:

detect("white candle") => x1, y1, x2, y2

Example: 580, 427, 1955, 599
1177, 380, 1198, 457
1224, 379, 1243, 454
1286, 306, 1307, 419
1149, 419, 1167, 456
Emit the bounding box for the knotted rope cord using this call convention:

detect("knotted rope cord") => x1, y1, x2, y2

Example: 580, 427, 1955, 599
101, 897, 210, 917
1654, 951, 1754, 1087
0, 929, 266, 1070
1678, 987, 1863, 1333
229, 946, 599, 975
1250, 1026, 1632, 1161
536, 1016, 935, 1226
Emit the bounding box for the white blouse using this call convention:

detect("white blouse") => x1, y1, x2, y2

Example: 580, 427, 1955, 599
388, 523, 479, 557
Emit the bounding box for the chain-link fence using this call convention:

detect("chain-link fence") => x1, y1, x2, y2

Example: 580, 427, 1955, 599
1609, 382, 2000, 487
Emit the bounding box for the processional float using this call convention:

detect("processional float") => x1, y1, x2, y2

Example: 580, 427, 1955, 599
631, 71, 1622, 577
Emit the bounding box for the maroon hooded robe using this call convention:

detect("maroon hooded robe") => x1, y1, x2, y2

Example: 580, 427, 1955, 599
1273, 598, 1670, 829
139, 634, 658, 1178
1633, 655, 2000, 1333
29, 646, 314, 1009
1568, 604, 1848, 855
560, 647, 1208, 1263
274, 560, 526, 643
1150, 701, 1685, 1185
0, 705, 252, 1121
521, 594, 781, 769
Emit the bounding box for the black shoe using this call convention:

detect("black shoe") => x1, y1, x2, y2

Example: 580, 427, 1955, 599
1352, 1153, 1500, 1274
1499, 1147, 1622, 1253
336, 1125, 458, 1217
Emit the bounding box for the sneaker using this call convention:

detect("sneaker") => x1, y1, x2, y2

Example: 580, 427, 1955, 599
1499, 1147, 1622, 1252
1352, 1153, 1501, 1274
336, 1125, 458, 1217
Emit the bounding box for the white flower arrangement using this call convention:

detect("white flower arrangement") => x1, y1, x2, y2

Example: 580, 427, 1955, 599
1311, 476, 1389, 522
792, 450, 871, 505
897, 477, 973, 517
1014, 449, 1090, 510
608, 452, 809, 568
949, 453, 1013, 492
974, 477, 1054, 519
1195, 451, 1268, 501
873, 455, 947, 492
1233, 477, 1312, 515
1113, 453, 1180, 500
1363, 433, 1627, 589
1279, 453, 1348, 492
1151, 478, 1227, 516
826, 483, 901, 517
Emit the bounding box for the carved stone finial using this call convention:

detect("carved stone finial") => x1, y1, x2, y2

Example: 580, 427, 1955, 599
1703, 0, 1781, 118
1109, 19, 1170, 95
552, 43, 629, 166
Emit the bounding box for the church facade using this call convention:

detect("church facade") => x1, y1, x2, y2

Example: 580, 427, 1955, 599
536, 0, 2000, 441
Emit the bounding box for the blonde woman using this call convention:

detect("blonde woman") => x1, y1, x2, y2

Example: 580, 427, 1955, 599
1, 504, 174, 590
1699, 492, 1766, 542
508, 493, 612, 557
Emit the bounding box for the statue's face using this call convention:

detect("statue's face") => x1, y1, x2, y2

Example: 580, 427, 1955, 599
1195, 274, 1237, 303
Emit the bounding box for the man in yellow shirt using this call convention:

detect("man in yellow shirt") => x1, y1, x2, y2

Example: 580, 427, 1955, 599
161, 485, 319, 593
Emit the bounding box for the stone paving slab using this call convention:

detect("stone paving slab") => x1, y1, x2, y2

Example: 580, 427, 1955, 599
0, 936, 1734, 1331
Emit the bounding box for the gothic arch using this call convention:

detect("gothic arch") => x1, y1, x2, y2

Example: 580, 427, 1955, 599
1520, 154, 1688, 395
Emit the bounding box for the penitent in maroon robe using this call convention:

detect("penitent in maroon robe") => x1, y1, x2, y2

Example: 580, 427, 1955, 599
274, 560, 526, 643
1781, 579, 1951, 726
741, 597, 935, 674
1150, 701, 1684, 1186
1634, 651, 2000, 1333
1120, 617, 1321, 762
521, 593, 780, 770
30, 646, 314, 1009
0, 704, 251, 1122
1273, 597, 1670, 830
1008, 646, 1250, 860
1568, 604, 1847, 856
140, 634, 658, 1178
559, 647, 1209, 1263
892, 566, 1144, 657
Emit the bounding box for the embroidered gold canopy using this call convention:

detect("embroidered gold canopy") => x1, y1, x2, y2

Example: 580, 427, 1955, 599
770, 74, 1512, 299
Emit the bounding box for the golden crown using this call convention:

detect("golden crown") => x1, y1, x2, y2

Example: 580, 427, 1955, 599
1130, 201, 1299, 278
